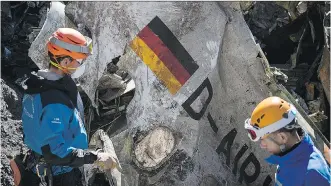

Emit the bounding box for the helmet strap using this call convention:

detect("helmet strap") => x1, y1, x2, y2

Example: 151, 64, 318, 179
50, 57, 77, 74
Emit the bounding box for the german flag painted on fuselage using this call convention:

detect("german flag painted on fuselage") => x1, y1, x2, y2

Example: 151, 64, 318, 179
130, 16, 199, 95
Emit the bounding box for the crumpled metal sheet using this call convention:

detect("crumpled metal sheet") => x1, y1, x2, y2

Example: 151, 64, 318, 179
318, 46, 330, 103
269, 67, 289, 83
65, 2, 140, 106
98, 74, 127, 91
28, 2, 67, 70
67, 1, 279, 185
85, 129, 125, 186
244, 2, 290, 40
275, 1, 304, 20
324, 1, 330, 50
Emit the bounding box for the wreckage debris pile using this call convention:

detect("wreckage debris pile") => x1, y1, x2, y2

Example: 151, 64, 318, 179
81, 54, 135, 140
1, 1, 49, 79
243, 1, 330, 140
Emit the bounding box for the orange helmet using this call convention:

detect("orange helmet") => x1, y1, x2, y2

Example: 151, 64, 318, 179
47, 28, 92, 60
244, 97, 298, 141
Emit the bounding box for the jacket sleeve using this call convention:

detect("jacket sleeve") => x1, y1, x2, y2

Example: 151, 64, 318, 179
39, 104, 97, 167
304, 169, 330, 186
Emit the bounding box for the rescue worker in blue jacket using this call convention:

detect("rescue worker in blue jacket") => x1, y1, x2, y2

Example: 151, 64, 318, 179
244, 96, 331, 186
10, 28, 119, 186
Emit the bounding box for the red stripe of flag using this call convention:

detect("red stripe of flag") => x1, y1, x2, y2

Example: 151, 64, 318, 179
138, 26, 191, 85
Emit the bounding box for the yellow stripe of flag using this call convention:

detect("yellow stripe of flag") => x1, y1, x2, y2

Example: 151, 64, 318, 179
130, 36, 182, 95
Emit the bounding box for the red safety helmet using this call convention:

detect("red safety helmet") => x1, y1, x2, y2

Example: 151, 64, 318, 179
47, 28, 92, 60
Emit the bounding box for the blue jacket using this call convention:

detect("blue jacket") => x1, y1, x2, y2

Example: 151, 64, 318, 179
21, 71, 96, 175
265, 133, 331, 186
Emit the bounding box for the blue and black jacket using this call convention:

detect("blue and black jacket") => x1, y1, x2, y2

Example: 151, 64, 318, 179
21, 70, 97, 175
266, 133, 331, 186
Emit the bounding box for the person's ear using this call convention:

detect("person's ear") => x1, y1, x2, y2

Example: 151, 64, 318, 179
277, 132, 288, 144
60, 58, 71, 67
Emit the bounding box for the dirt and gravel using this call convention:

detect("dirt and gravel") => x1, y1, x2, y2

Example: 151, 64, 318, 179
1, 78, 28, 185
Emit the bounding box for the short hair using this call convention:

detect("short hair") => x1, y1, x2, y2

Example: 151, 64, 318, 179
48, 52, 72, 69
276, 118, 304, 136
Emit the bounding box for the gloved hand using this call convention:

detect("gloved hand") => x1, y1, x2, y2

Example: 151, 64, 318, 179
94, 151, 122, 172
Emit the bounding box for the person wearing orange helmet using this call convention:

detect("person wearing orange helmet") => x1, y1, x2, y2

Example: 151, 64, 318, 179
46, 27, 92, 78
245, 96, 330, 186
10, 28, 120, 186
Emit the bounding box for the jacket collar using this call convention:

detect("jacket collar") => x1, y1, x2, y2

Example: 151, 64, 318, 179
37, 69, 63, 81
265, 133, 314, 165
36, 69, 78, 107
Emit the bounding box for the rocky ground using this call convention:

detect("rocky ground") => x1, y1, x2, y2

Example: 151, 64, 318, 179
1, 78, 28, 185
1, 2, 48, 184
